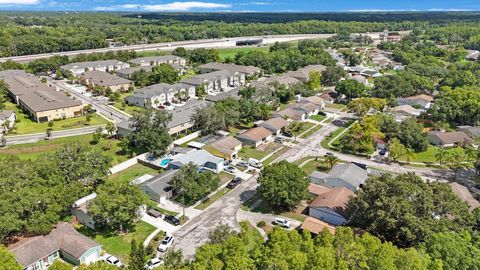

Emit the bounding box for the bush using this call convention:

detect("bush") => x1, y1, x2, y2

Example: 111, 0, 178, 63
257, 221, 266, 228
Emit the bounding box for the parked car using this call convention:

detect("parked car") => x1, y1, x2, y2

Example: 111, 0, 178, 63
224, 166, 236, 173
274, 137, 284, 143
325, 152, 335, 157
158, 235, 175, 252
237, 160, 248, 167
146, 208, 162, 218
282, 130, 293, 137
226, 177, 242, 189
105, 255, 123, 267
318, 111, 327, 116
248, 158, 263, 169
273, 217, 291, 229
164, 215, 180, 226
145, 258, 164, 269
379, 148, 388, 156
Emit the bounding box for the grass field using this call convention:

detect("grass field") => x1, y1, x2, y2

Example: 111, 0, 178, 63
77, 221, 156, 262
217, 46, 270, 60
195, 188, 230, 210
399, 146, 466, 163
309, 114, 326, 122
300, 159, 330, 175
109, 164, 159, 184
4, 102, 109, 135
262, 146, 289, 166
300, 124, 322, 139
238, 146, 269, 160
112, 93, 143, 116
242, 193, 307, 222
0, 134, 137, 164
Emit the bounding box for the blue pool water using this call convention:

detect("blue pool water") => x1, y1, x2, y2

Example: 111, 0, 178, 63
160, 158, 172, 166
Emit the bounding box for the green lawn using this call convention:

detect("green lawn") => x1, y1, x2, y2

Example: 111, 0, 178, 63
242, 192, 307, 222
109, 164, 159, 184
195, 188, 231, 210
262, 146, 289, 166
238, 146, 268, 160
295, 122, 315, 135
146, 201, 179, 216
219, 171, 235, 184
399, 146, 466, 163
77, 221, 156, 262
309, 114, 326, 122
4, 102, 109, 135
300, 159, 330, 175
0, 134, 138, 164
326, 103, 347, 110
300, 124, 322, 139
217, 46, 270, 60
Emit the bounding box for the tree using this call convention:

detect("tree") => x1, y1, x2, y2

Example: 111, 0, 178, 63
128, 239, 147, 270
428, 87, 480, 126
257, 161, 309, 210
195, 83, 207, 97
105, 121, 115, 137
189, 48, 219, 64
445, 151, 469, 180
286, 121, 304, 142
306, 70, 321, 90
347, 173, 474, 247
149, 63, 179, 84
435, 148, 449, 166
324, 154, 339, 169
336, 79, 367, 101
85, 113, 93, 125
46, 120, 54, 139
48, 261, 73, 270
192, 104, 226, 135
209, 224, 235, 244
171, 163, 221, 206
0, 245, 22, 270
89, 181, 147, 231
322, 66, 346, 86
124, 109, 172, 157
91, 127, 104, 144
172, 47, 188, 58
387, 138, 407, 162
348, 98, 387, 119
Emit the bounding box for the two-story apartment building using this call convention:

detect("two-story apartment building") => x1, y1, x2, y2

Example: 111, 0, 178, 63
180, 70, 245, 94
125, 83, 195, 108
79, 70, 133, 92
60, 60, 130, 76
129, 55, 187, 67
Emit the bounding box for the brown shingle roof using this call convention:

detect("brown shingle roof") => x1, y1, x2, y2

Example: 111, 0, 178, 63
449, 183, 480, 211
300, 217, 336, 234
8, 223, 100, 267
429, 131, 474, 145
406, 94, 433, 102
237, 127, 272, 142
309, 187, 354, 212
259, 117, 289, 131
206, 136, 242, 157
308, 183, 331, 196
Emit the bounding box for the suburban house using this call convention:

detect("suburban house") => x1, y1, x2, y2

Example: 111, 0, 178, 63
310, 163, 368, 192
300, 217, 336, 235
298, 95, 326, 110
204, 136, 243, 160
466, 50, 480, 61
350, 74, 369, 85
169, 149, 225, 173
0, 110, 16, 132
79, 70, 133, 92
457, 126, 480, 139
285, 64, 327, 83
287, 102, 321, 118
258, 117, 289, 135
129, 55, 186, 67
131, 171, 176, 204
427, 131, 474, 147
8, 223, 102, 270
236, 127, 273, 148
199, 62, 261, 77
308, 186, 354, 226
397, 94, 434, 110
390, 105, 421, 121
125, 83, 196, 108
60, 60, 130, 76
319, 90, 340, 104
0, 70, 83, 123
71, 193, 97, 230
181, 70, 245, 94
116, 66, 153, 79
272, 107, 307, 121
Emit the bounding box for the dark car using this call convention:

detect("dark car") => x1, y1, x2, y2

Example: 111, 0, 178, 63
226, 177, 242, 189
379, 148, 388, 156
318, 111, 327, 116
164, 215, 180, 226
282, 130, 293, 137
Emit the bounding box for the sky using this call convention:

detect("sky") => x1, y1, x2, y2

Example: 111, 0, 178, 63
0, 0, 479, 12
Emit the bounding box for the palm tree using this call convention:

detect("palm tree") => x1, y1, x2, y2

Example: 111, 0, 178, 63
287, 122, 304, 142
324, 154, 339, 169
435, 148, 449, 166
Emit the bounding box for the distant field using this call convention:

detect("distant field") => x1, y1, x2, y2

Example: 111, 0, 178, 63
217, 46, 270, 60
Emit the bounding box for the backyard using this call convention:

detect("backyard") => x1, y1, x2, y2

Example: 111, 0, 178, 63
4, 101, 109, 135
109, 164, 159, 184
76, 221, 156, 262
0, 134, 139, 164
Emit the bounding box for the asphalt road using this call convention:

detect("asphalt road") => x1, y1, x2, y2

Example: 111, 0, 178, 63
4, 125, 106, 145
0, 34, 336, 63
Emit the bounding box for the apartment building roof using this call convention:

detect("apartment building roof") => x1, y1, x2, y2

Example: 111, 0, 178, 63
80, 70, 132, 87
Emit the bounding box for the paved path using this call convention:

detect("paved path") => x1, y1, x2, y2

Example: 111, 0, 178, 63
4, 124, 106, 145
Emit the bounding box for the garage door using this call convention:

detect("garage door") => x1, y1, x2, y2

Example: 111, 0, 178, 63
83, 251, 99, 265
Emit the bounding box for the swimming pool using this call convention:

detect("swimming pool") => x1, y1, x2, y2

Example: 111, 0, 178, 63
160, 158, 172, 167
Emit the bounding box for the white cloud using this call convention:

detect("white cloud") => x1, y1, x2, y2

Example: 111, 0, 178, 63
143, 1, 231, 11
427, 8, 472, 11
0, 0, 39, 4
120, 4, 140, 9
345, 9, 419, 12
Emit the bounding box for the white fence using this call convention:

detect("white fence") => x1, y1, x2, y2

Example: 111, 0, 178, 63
110, 152, 148, 175
172, 131, 200, 146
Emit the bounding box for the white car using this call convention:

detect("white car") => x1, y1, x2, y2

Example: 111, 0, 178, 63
248, 158, 263, 169
273, 217, 291, 229
158, 235, 174, 252
105, 255, 123, 267
145, 258, 164, 269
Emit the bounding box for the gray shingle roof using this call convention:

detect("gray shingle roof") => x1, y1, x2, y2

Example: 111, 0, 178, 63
170, 149, 223, 168
327, 163, 368, 188
61, 60, 127, 70
116, 66, 153, 77
80, 70, 132, 87
0, 110, 14, 120
181, 70, 232, 85
200, 62, 260, 75
129, 55, 185, 65
139, 170, 178, 196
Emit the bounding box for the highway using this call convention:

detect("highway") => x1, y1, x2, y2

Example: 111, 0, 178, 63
0, 34, 335, 63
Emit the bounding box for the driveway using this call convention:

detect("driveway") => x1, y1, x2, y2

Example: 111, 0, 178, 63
172, 174, 259, 259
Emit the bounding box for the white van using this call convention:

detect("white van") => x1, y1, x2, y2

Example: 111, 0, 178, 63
248, 158, 263, 169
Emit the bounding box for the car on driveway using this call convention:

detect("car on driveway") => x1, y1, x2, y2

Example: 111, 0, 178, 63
236, 160, 248, 167
164, 215, 180, 226
105, 255, 123, 267
248, 158, 263, 169
145, 258, 164, 269
273, 217, 291, 229
226, 177, 242, 189
147, 208, 163, 218
224, 166, 236, 173
158, 235, 175, 252
274, 137, 284, 143
282, 130, 293, 137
